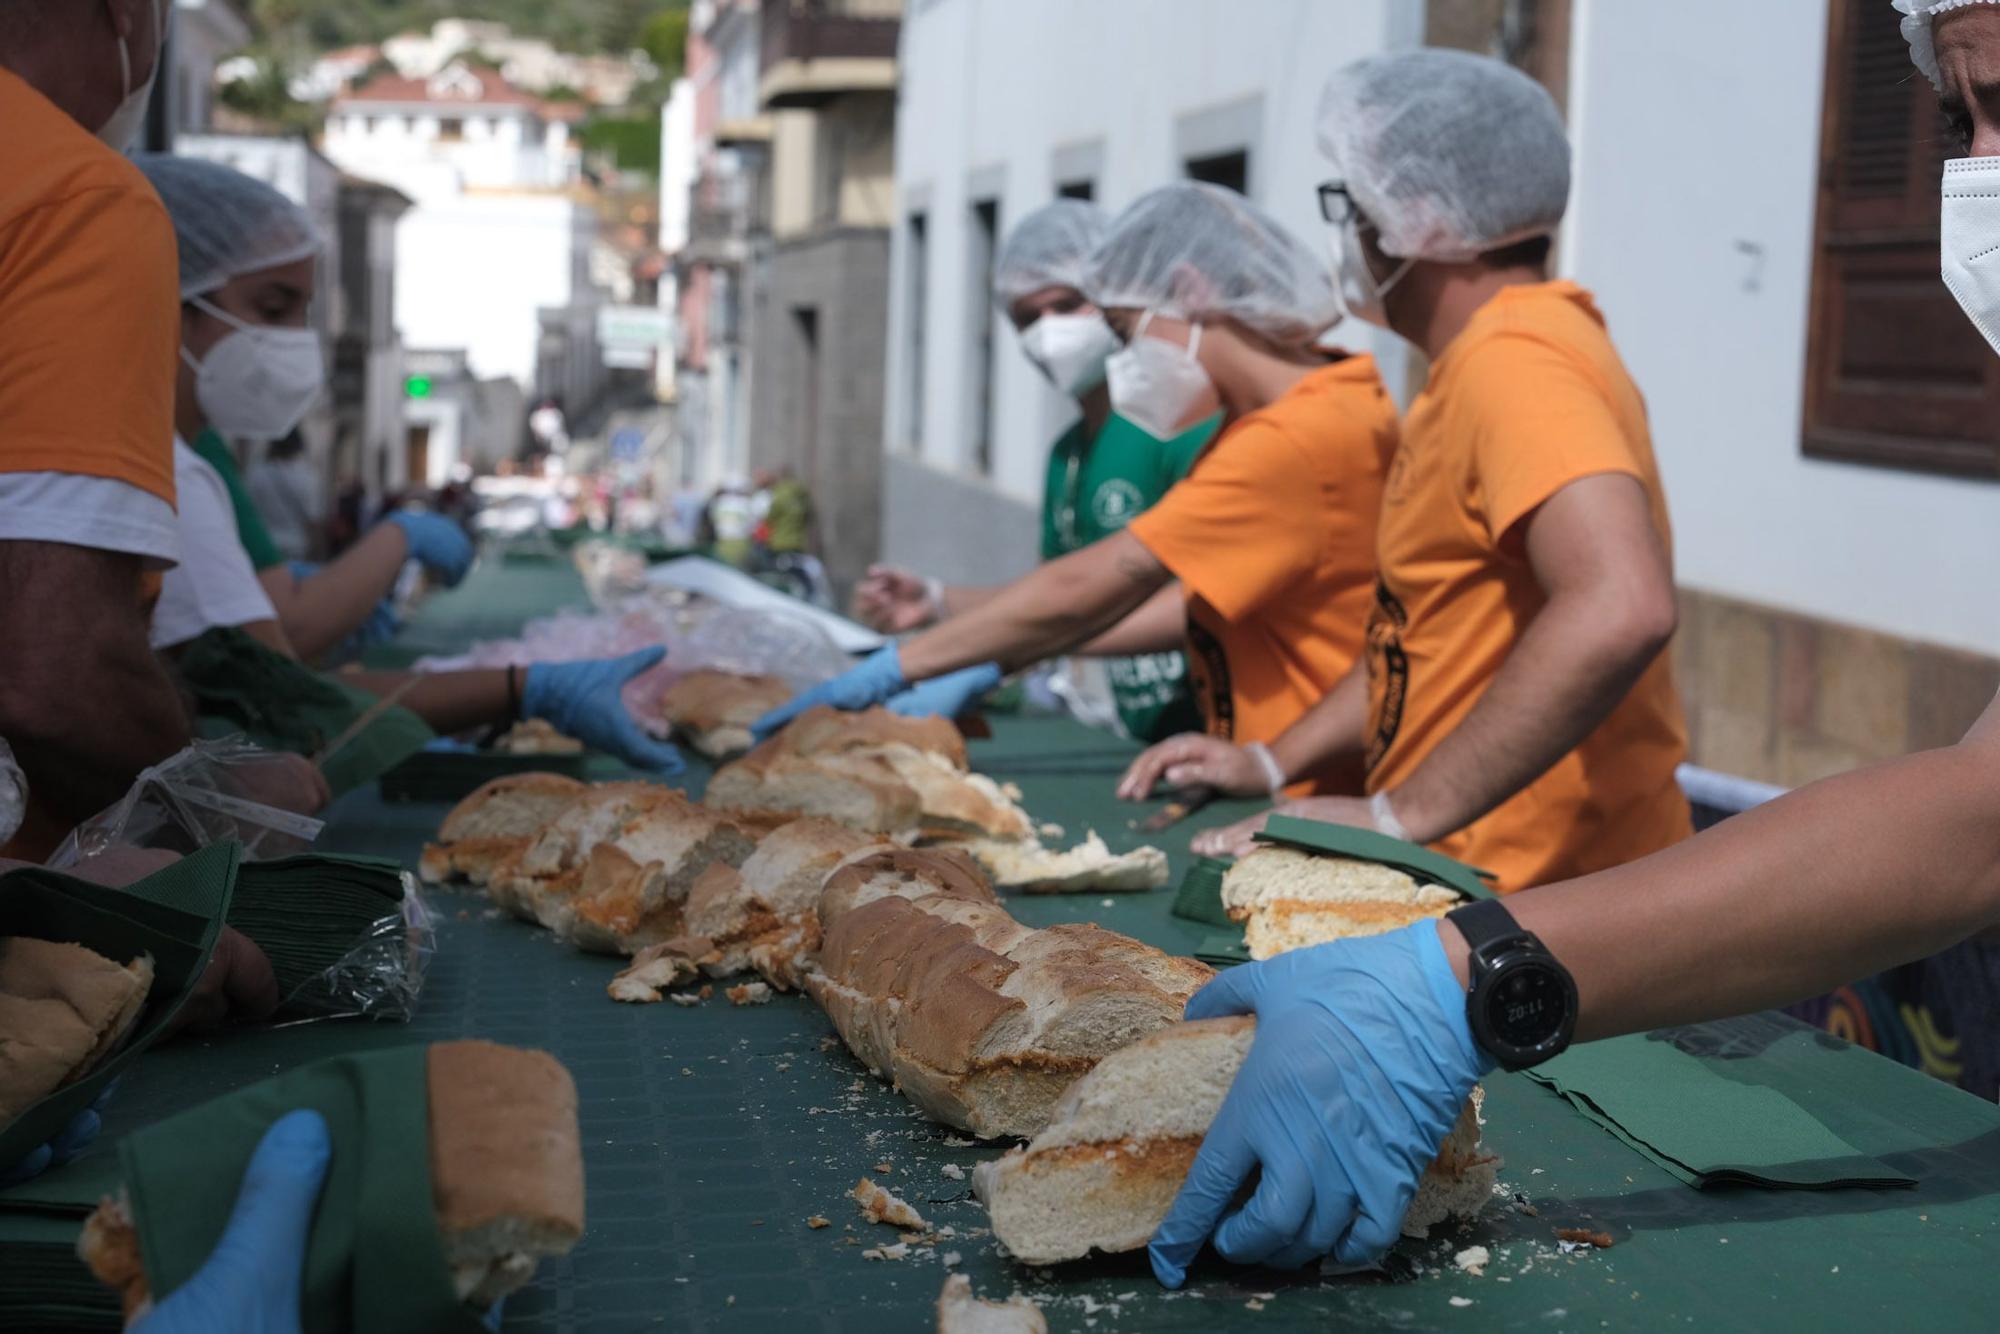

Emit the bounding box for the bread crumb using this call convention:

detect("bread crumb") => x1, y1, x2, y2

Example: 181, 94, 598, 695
852, 1177, 928, 1230
1100, 898, 1115, 908
943, 1134, 975, 1147
807, 1216, 830, 1229
726, 982, 772, 1006
1245, 1299, 1266, 1311
1554, 1228, 1614, 1249
776, 1061, 791, 1072
679, 1067, 692, 1076
875, 1160, 894, 1175
941, 1163, 965, 1181
862, 1241, 910, 1262
668, 993, 700, 1007
698, 984, 714, 1000
899, 1231, 924, 1244
726, 1296, 735, 1307
1038, 822, 1064, 839
1449, 1296, 1474, 1308
821, 1035, 840, 1050
935, 1226, 957, 1239
942, 1250, 962, 1267
1454, 1245, 1490, 1276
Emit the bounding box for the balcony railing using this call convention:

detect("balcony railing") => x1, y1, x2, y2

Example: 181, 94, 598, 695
758, 0, 900, 109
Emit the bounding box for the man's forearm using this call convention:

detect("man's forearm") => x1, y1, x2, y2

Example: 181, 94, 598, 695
1078, 583, 1185, 657
1387, 589, 1667, 842
341, 669, 509, 736
898, 537, 1167, 680
939, 584, 1000, 619
1268, 661, 1370, 783
1441, 736, 2000, 1042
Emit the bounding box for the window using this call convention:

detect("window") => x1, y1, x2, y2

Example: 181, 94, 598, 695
794, 306, 822, 481
1802, 0, 2000, 477
905, 211, 928, 453
1056, 179, 1095, 201
967, 198, 1000, 475
1184, 149, 1249, 196
437, 117, 465, 142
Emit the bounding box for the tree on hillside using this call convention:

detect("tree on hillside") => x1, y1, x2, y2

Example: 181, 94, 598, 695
640, 4, 691, 80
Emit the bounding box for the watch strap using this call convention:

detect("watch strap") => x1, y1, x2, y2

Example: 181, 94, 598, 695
1446, 895, 1523, 963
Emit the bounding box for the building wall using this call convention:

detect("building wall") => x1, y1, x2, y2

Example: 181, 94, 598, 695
394, 194, 592, 390
749, 228, 891, 595
1566, 0, 2000, 781
881, 0, 1419, 562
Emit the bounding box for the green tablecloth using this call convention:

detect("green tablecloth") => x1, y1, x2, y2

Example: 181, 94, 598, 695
55, 557, 2000, 1330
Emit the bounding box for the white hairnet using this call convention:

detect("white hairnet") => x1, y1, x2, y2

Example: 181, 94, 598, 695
1896, 0, 2000, 88
1317, 50, 1570, 262
993, 200, 1109, 306
1083, 181, 1340, 345
134, 154, 322, 299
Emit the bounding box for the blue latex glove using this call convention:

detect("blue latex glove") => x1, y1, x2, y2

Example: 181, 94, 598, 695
751, 645, 906, 740
134, 1109, 332, 1334
884, 661, 1002, 720
524, 647, 685, 773
385, 511, 474, 586
1148, 924, 1492, 1288
0, 1083, 114, 1188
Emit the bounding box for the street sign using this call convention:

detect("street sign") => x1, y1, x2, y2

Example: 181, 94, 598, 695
597, 305, 673, 353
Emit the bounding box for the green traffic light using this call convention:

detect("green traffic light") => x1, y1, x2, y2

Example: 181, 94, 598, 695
405, 375, 433, 399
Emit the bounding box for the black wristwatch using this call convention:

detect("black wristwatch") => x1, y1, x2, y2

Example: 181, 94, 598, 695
1446, 897, 1577, 1071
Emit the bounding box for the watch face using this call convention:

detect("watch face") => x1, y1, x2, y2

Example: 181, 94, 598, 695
1486, 961, 1569, 1049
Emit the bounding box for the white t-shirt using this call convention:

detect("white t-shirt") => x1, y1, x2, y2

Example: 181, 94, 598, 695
151, 439, 278, 649
0, 470, 179, 567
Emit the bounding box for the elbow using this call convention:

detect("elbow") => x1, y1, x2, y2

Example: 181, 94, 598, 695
1611, 582, 1679, 669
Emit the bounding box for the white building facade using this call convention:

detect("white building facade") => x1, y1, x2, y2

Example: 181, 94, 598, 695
321, 64, 609, 409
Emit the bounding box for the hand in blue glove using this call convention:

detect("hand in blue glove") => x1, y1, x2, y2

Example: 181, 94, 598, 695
1148, 924, 1491, 1288
751, 644, 907, 740
884, 661, 1002, 720
524, 647, 685, 773
0, 1083, 115, 1188
385, 511, 474, 587
133, 1109, 332, 1334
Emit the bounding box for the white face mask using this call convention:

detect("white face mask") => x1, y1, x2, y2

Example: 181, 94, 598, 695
97, 0, 169, 152
1328, 215, 1412, 329
183, 298, 326, 441
1943, 157, 2000, 356
1105, 312, 1211, 441
1018, 311, 1119, 398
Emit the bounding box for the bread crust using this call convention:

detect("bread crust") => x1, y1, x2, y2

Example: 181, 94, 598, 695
657, 670, 792, 757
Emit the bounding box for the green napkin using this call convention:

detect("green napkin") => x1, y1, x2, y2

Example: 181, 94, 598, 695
1526, 1028, 1917, 1190
231, 857, 427, 1021
1170, 857, 1237, 928
0, 845, 238, 1168
1193, 931, 1252, 968
176, 626, 435, 796
120, 1044, 485, 1334
1253, 814, 1497, 900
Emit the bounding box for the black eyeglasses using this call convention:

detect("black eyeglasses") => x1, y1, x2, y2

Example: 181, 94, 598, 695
1317, 180, 1358, 226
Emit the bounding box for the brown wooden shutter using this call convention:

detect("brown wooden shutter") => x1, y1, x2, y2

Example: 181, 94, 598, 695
1802, 0, 2000, 476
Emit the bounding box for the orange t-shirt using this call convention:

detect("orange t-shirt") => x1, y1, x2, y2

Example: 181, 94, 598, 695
1364, 281, 1691, 891
1127, 355, 1396, 795
0, 68, 179, 508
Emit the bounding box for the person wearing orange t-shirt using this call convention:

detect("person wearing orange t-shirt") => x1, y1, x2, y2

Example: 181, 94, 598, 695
754, 183, 1394, 781
1144, 52, 1692, 894
0, 0, 194, 855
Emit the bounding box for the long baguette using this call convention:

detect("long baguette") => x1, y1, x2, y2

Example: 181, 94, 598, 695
806, 849, 1210, 1139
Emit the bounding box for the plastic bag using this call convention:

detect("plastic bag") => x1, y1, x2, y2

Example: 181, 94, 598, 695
48, 736, 325, 870
670, 602, 851, 693
274, 874, 436, 1023
0, 737, 24, 849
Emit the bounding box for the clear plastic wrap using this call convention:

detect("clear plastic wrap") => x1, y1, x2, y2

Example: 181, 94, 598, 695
0, 737, 24, 849
670, 603, 851, 694
48, 736, 326, 870
273, 874, 436, 1023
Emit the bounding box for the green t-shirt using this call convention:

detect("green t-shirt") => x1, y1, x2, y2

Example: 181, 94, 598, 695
1040, 412, 1218, 743
764, 478, 812, 553
191, 428, 285, 571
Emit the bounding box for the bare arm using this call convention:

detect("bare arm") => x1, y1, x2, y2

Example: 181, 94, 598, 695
1077, 582, 1186, 657
1444, 699, 2000, 1040
260, 524, 408, 662
1388, 474, 1677, 842
897, 532, 1173, 680
341, 669, 510, 736
938, 583, 1002, 618
0, 541, 188, 822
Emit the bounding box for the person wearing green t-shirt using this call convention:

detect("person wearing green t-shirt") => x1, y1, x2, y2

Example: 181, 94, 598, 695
854, 200, 1218, 742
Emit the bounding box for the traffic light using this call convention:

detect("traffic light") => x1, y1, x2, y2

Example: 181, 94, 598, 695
405, 374, 433, 399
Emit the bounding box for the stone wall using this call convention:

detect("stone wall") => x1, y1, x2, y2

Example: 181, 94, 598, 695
1673, 588, 2000, 789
